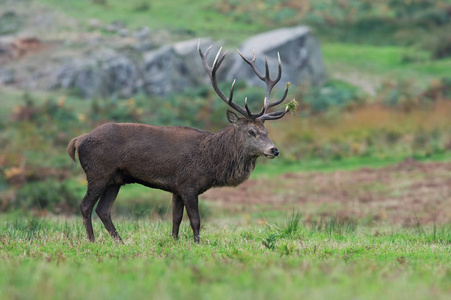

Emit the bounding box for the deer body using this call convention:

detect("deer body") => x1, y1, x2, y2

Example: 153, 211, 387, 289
69, 42, 293, 243
69, 121, 264, 194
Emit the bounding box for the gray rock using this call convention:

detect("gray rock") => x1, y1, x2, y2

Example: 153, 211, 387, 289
227, 26, 326, 88
134, 26, 150, 40
173, 38, 221, 84
118, 28, 129, 37
51, 49, 138, 98
142, 45, 186, 96
102, 54, 138, 98
46, 28, 326, 99
133, 40, 153, 52
142, 39, 222, 96
0, 68, 14, 84
105, 21, 126, 33
0, 35, 14, 55
87, 18, 102, 30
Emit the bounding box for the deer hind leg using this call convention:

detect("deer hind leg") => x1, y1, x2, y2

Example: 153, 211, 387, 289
80, 183, 105, 242
181, 193, 200, 243
172, 194, 184, 239
96, 184, 123, 244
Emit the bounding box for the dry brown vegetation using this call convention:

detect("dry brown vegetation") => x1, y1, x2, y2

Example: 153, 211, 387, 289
205, 159, 451, 226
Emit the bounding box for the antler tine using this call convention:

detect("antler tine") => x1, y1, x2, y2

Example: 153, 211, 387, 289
198, 42, 212, 70
244, 97, 252, 116
276, 52, 282, 83
259, 106, 289, 121
264, 58, 270, 81
211, 46, 224, 73
198, 41, 249, 117
237, 49, 265, 81
204, 46, 213, 63
228, 79, 236, 105
242, 97, 266, 118
263, 52, 283, 110
264, 80, 289, 111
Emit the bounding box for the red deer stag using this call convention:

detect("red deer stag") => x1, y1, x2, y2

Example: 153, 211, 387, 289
67, 42, 294, 243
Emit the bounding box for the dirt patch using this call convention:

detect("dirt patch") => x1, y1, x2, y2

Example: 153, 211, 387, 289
204, 160, 451, 225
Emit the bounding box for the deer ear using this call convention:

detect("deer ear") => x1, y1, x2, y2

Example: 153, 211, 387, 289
226, 110, 242, 125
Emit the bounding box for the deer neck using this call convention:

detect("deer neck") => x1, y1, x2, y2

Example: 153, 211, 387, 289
201, 125, 257, 187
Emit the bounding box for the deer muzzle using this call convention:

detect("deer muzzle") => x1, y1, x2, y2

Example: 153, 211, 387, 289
265, 147, 279, 159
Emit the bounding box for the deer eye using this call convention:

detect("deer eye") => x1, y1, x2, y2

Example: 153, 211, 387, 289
248, 130, 256, 137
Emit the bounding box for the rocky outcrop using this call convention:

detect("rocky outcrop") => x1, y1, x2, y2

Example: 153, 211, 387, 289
228, 26, 327, 88
49, 39, 220, 98
142, 39, 218, 96
1, 25, 326, 98
51, 48, 138, 99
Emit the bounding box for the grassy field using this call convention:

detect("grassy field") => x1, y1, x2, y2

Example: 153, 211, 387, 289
1, 216, 450, 299
322, 43, 451, 87
37, 0, 263, 44
1, 1, 451, 299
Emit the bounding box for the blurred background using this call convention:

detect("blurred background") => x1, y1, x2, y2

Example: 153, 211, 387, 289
0, 0, 450, 225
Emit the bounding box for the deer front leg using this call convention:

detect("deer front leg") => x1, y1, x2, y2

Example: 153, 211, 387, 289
181, 192, 201, 243
172, 194, 184, 239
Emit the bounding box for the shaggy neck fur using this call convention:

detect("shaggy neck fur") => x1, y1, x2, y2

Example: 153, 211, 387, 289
201, 125, 257, 187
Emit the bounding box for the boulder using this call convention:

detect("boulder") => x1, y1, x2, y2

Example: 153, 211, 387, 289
173, 38, 224, 84
142, 38, 221, 96
0, 68, 14, 84
134, 26, 151, 40
142, 45, 183, 96
42, 28, 326, 98
52, 48, 138, 98
227, 26, 327, 88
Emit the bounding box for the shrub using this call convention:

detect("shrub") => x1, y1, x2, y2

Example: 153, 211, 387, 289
422, 77, 451, 100
301, 80, 364, 114
421, 26, 451, 59
14, 180, 81, 214
377, 80, 422, 112
11, 94, 78, 129
401, 48, 430, 64
0, 10, 22, 35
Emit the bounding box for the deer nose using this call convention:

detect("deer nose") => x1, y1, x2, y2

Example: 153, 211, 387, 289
271, 147, 279, 157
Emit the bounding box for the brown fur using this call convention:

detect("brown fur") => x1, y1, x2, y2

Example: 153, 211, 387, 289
69, 112, 279, 243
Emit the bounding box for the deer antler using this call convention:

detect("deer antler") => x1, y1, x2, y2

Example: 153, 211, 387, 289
237, 49, 290, 121
198, 41, 291, 121
198, 41, 250, 118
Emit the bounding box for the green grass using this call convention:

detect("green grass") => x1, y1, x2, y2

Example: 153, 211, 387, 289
323, 43, 451, 85
0, 215, 450, 299
38, 0, 264, 45
252, 152, 451, 178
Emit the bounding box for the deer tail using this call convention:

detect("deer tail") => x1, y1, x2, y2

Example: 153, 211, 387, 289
67, 137, 78, 163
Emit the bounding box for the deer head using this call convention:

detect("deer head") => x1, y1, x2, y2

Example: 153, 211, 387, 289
198, 41, 293, 158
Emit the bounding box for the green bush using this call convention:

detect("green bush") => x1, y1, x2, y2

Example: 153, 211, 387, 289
378, 80, 422, 111
11, 94, 78, 130
14, 180, 81, 214
302, 80, 364, 114
0, 10, 22, 35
